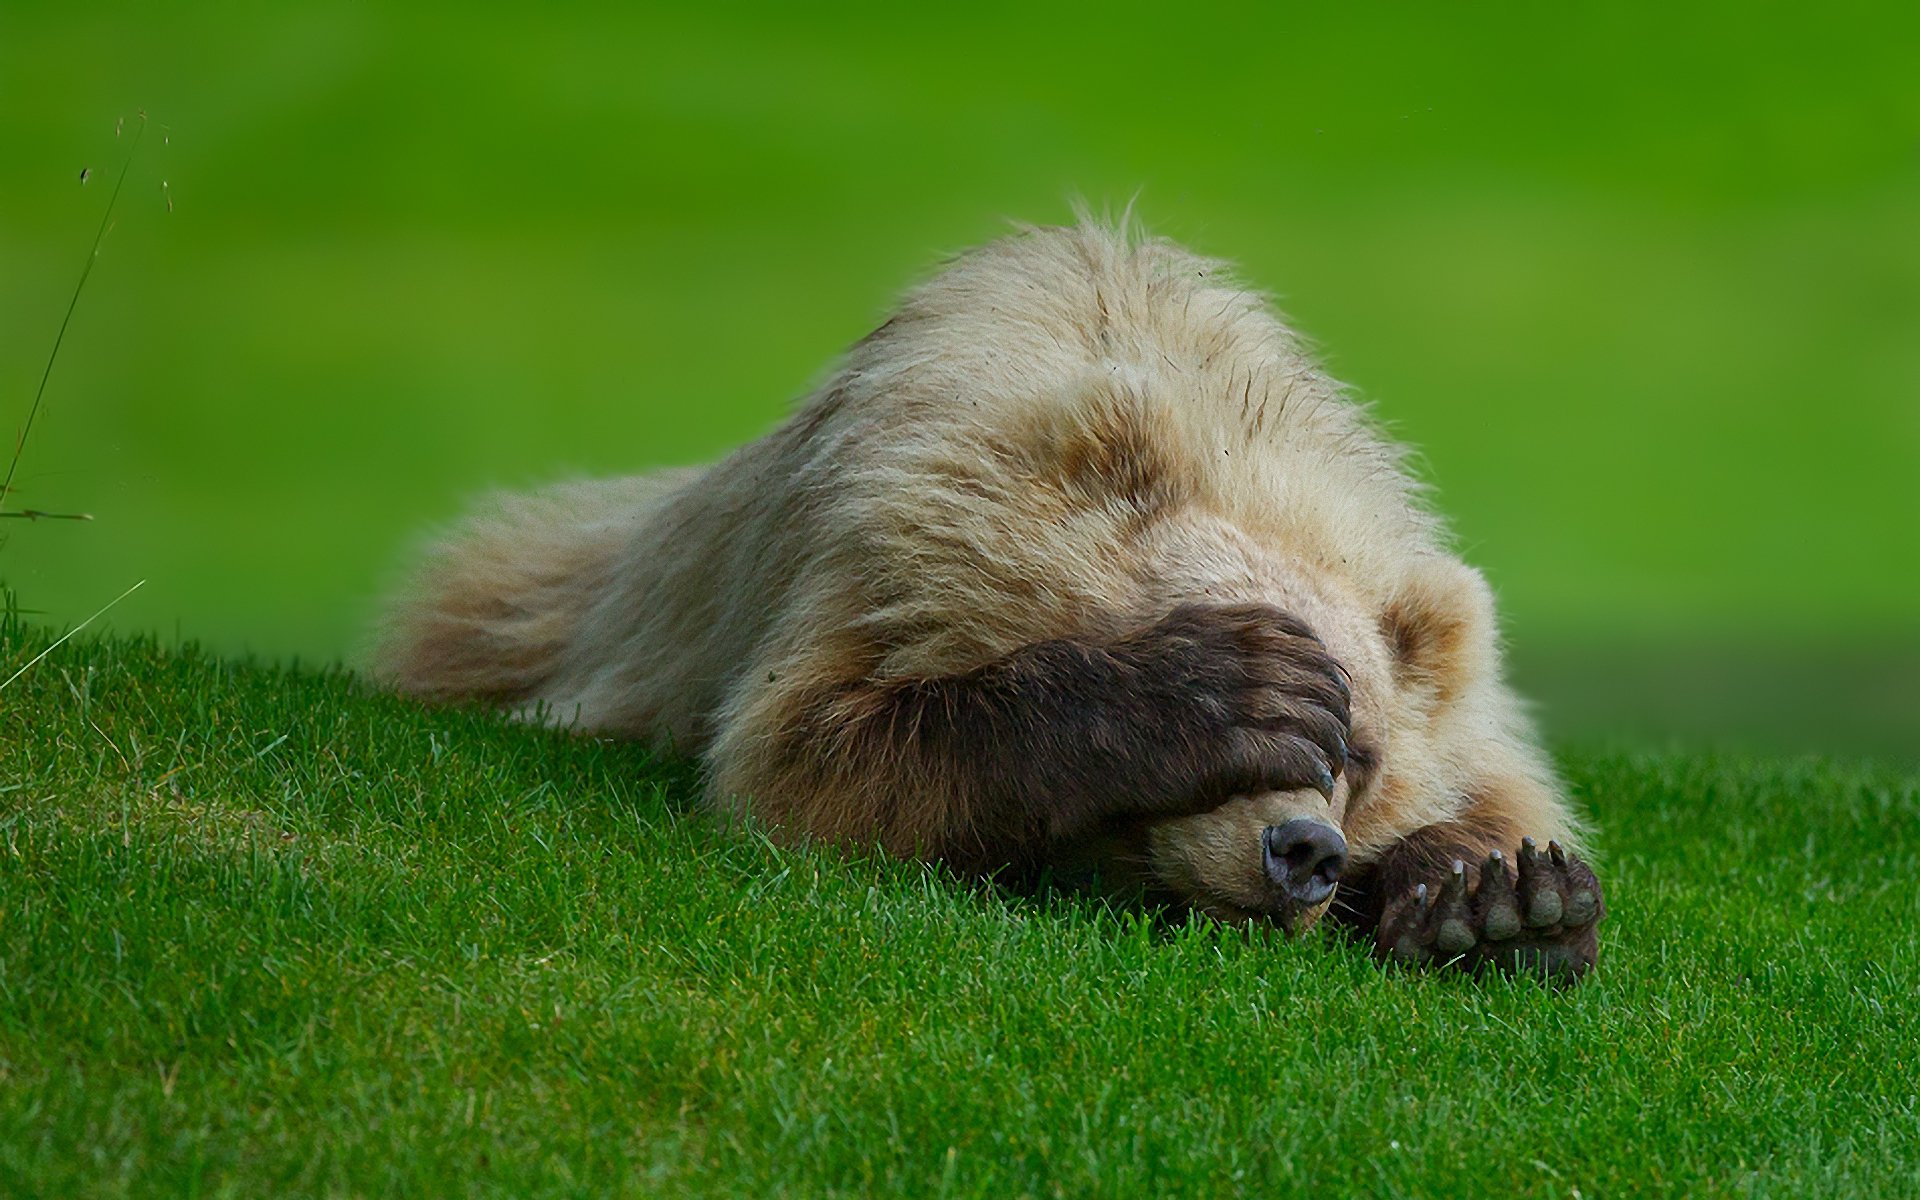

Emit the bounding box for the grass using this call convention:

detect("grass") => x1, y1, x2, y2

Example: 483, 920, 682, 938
3, 8, 1912, 1192
3, 619, 1918, 1197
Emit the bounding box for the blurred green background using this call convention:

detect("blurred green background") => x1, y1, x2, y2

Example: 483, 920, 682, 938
3, 2, 1916, 755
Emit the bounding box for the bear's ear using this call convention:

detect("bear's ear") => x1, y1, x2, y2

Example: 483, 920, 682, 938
1380, 559, 1497, 706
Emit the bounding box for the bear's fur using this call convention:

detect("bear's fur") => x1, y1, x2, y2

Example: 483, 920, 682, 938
376, 219, 1605, 978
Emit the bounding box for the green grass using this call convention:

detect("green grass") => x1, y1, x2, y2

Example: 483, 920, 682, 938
4, 7, 1914, 1191
5, 621, 1918, 1197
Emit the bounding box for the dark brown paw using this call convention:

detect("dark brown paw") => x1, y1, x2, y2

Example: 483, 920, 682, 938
1141, 602, 1353, 810
1378, 838, 1604, 982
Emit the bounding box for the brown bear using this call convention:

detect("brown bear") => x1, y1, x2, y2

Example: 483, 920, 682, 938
375, 218, 1605, 979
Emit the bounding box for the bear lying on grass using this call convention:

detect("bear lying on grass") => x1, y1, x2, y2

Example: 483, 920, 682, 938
376, 219, 1605, 980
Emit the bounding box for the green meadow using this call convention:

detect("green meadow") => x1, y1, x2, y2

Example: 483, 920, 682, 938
5, 624, 1918, 1197
3, 2, 1919, 1194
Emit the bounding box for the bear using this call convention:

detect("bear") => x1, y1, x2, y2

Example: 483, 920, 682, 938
375, 218, 1605, 980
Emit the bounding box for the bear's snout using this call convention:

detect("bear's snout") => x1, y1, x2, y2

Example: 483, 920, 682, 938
1263, 819, 1348, 907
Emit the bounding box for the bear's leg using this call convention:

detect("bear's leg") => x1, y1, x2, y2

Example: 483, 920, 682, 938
1334, 799, 1605, 981
720, 602, 1352, 870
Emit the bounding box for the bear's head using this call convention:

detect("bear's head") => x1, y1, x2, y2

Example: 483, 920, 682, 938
1057, 553, 1497, 933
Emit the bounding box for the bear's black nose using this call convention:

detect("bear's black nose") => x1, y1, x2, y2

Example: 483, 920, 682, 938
1263, 819, 1348, 907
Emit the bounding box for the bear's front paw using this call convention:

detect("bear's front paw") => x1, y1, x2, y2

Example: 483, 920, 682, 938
1141, 602, 1352, 811
1378, 838, 1604, 982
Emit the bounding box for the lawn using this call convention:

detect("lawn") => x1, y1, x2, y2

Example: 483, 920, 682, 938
4, 619, 1917, 1197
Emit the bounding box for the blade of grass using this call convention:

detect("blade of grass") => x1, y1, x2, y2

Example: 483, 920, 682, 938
0, 578, 144, 690
0, 112, 148, 518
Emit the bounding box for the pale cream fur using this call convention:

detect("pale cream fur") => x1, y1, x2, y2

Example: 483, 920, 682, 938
375, 218, 1583, 921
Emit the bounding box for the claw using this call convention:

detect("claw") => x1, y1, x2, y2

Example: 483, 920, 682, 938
1548, 840, 1568, 868
1434, 859, 1476, 956
1516, 838, 1562, 928
1477, 849, 1522, 942
1315, 760, 1336, 800
1392, 883, 1433, 961
1516, 838, 1542, 890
